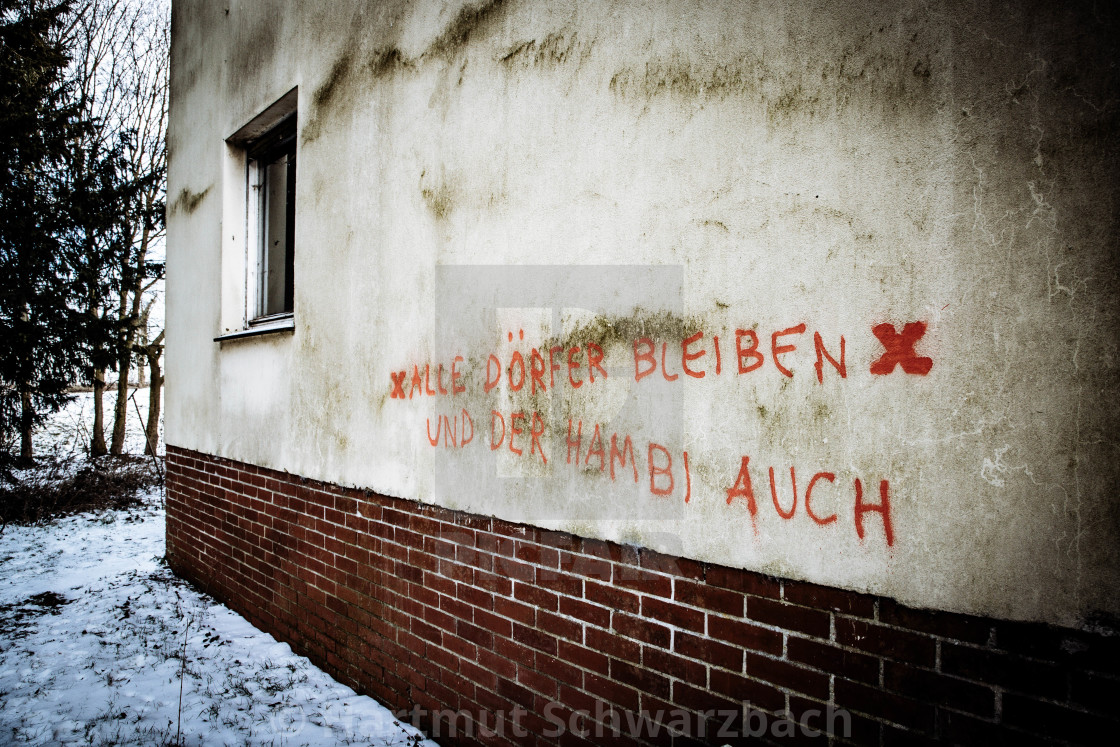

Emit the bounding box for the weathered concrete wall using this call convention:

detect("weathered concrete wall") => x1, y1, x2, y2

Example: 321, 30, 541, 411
167, 0, 1120, 628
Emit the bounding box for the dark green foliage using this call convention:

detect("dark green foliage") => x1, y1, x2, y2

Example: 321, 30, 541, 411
67, 126, 153, 432
0, 0, 141, 461
0, 0, 83, 460
65, 132, 135, 377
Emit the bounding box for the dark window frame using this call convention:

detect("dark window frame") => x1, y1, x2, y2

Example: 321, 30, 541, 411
247, 114, 297, 321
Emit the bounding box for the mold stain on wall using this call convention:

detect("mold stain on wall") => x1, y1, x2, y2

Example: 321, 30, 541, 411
312, 51, 354, 112
426, 0, 507, 60
170, 185, 211, 215
302, 0, 511, 145
497, 31, 588, 70
226, 8, 281, 96
421, 182, 454, 220
607, 25, 940, 126
551, 308, 708, 355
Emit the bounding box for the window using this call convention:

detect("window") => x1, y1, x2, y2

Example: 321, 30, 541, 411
247, 115, 296, 320
216, 89, 299, 342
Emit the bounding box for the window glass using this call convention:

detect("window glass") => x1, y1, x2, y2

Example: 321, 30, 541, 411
249, 115, 296, 319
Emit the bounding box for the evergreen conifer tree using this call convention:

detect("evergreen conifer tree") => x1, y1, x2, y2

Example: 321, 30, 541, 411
0, 0, 89, 461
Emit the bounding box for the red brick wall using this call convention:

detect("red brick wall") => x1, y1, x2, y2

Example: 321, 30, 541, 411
166, 445, 1118, 745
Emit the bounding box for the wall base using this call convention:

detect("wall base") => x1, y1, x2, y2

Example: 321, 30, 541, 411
166, 446, 1118, 745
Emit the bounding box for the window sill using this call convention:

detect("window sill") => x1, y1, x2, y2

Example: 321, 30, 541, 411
214, 315, 294, 342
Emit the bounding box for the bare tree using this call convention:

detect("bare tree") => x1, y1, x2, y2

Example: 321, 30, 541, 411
68, 0, 129, 457
68, 0, 168, 456
108, 2, 166, 456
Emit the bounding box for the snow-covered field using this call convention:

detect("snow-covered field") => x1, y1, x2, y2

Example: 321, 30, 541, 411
0, 398, 436, 746
31, 387, 161, 459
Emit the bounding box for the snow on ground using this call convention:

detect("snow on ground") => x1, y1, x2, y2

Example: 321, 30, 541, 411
0, 398, 437, 746
0, 495, 435, 746
32, 388, 161, 459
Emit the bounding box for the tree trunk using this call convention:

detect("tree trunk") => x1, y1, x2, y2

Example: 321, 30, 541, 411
110, 349, 130, 454
19, 388, 33, 462
136, 298, 155, 391
109, 285, 129, 454
144, 352, 161, 456
111, 221, 151, 454
91, 368, 107, 456
111, 286, 139, 454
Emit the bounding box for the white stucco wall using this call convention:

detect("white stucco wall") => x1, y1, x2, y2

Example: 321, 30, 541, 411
166, 0, 1120, 628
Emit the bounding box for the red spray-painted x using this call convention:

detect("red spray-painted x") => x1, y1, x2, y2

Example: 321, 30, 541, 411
870, 322, 933, 375
389, 371, 407, 399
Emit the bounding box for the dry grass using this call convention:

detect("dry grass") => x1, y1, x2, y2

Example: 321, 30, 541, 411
0, 455, 162, 527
